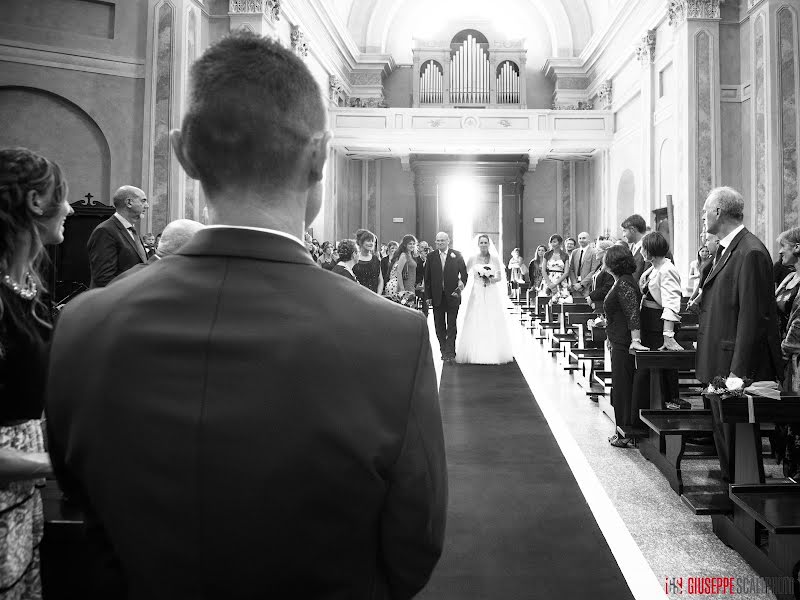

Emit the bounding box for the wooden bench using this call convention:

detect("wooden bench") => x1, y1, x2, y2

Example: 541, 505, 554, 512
721, 484, 800, 599
638, 409, 716, 495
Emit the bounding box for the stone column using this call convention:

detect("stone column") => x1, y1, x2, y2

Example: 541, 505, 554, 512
636, 30, 657, 214
747, 0, 800, 243
669, 0, 722, 283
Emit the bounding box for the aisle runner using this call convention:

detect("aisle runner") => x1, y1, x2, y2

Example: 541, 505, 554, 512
418, 361, 635, 600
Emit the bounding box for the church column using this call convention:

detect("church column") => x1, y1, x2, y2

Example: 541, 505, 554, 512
556, 162, 576, 238
747, 0, 800, 243
636, 30, 658, 214
669, 0, 722, 282
361, 159, 379, 235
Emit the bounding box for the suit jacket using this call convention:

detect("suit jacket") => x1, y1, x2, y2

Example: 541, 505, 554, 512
588, 269, 614, 304
424, 249, 468, 308
568, 245, 598, 290
46, 228, 447, 600
87, 215, 147, 288
639, 259, 682, 321
696, 227, 782, 383
109, 254, 160, 285
632, 245, 647, 283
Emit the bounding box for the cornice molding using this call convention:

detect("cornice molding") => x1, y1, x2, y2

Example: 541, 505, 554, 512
0, 39, 145, 78
281, 0, 395, 93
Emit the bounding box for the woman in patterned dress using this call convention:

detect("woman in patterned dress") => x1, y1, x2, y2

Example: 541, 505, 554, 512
0, 147, 73, 598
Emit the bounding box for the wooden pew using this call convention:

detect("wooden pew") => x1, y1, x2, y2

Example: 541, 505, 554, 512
706, 393, 800, 596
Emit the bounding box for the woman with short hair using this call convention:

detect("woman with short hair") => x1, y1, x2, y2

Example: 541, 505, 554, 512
332, 239, 358, 282
633, 231, 684, 411
0, 147, 73, 595
602, 244, 647, 447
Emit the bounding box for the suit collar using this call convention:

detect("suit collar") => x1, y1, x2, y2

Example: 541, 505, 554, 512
110, 215, 147, 262
176, 227, 317, 266
703, 227, 750, 287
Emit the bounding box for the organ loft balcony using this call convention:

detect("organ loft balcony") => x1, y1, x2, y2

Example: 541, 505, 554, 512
328, 107, 613, 167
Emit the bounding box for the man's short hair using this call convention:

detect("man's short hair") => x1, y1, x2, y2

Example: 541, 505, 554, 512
621, 214, 647, 233
708, 187, 745, 222
181, 31, 325, 195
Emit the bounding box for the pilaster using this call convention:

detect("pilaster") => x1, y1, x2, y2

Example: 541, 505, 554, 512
637, 30, 657, 214
747, 0, 800, 244
670, 0, 721, 284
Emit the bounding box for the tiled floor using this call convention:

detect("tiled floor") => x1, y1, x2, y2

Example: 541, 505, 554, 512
427, 306, 780, 600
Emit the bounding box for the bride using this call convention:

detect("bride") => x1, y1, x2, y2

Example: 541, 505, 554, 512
455, 234, 515, 365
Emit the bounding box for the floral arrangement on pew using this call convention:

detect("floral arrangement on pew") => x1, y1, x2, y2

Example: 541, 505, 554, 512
549, 287, 573, 305
705, 375, 749, 398
475, 264, 495, 287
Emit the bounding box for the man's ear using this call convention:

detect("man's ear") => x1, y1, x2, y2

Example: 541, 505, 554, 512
307, 132, 331, 185
25, 189, 44, 216
170, 129, 201, 180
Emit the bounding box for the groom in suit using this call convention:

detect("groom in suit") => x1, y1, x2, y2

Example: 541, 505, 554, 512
46, 32, 446, 599
425, 232, 468, 362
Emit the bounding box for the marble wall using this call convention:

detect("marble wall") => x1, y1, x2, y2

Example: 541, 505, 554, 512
779, 7, 799, 229
150, 1, 173, 235
560, 162, 572, 237
754, 13, 767, 240
696, 30, 714, 222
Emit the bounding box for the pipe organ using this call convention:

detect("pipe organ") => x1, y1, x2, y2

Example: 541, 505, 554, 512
413, 30, 527, 108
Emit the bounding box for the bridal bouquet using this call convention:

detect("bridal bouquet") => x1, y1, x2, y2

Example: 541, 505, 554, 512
549, 287, 574, 305
475, 264, 495, 287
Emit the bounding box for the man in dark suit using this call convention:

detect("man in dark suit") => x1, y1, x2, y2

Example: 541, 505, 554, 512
110, 218, 203, 284
415, 241, 430, 316
425, 231, 468, 362
620, 214, 647, 282
86, 185, 149, 287
696, 187, 782, 478
46, 32, 446, 600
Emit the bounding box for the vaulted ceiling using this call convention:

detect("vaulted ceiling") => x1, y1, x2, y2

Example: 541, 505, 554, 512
331, 0, 611, 63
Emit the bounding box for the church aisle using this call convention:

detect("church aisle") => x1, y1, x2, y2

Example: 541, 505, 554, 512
418, 358, 635, 600
507, 306, 779, 600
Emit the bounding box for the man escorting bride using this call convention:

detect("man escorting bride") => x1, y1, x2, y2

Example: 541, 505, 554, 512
455, 234, 515, 365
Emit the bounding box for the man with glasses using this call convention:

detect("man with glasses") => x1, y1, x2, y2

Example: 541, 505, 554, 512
415, 241, 431, 315
47, 32, 446, 599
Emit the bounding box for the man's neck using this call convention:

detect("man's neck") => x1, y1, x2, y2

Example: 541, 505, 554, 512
715, 221, 742, 240
205, 197, 306, 241
116, 210, 137, 224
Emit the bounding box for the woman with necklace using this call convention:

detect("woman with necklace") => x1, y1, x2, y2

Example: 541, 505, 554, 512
332, 239, 358, 282
352, 228, 383, 294
0, 147, 73, 596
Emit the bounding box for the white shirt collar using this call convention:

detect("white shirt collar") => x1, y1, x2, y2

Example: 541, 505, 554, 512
114, 212, 134, 230
719, 223, 745, 250
204, 225, 306, 250
632, 239, 643, 255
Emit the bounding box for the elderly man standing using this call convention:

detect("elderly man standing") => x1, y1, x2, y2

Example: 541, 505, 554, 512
86, 185, 149, 287
109, 218, 204, 284
569, 231, 597, 298
46, 32, 446, 600
696, 187, 782, 478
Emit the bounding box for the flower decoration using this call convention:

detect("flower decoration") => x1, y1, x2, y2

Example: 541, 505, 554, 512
450, 252, 456, 259
706, 375, 750, 397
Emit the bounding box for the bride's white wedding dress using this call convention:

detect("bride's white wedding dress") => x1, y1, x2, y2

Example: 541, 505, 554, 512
455, 248, 514, 365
